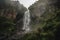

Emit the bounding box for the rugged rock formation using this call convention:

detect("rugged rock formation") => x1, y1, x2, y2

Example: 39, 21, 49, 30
0, 0, 16, 20
28, 0, 58, 30
0, 0, 27, 27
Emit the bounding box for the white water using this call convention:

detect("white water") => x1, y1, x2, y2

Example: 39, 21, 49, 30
23, 10, 30, 33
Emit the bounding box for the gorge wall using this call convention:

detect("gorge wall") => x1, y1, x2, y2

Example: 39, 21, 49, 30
0, 0, 27, 40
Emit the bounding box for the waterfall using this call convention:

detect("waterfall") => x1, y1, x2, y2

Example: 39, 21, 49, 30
23, 9, 30, 33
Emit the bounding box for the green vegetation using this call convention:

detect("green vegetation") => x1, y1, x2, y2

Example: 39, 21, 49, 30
0, 16, 16, 40
0, 16, 15, 31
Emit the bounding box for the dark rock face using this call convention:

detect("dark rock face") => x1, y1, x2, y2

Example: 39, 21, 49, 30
0, 0, 27, 28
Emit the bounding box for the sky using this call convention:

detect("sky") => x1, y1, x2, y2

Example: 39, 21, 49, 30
18, 0, 38, 8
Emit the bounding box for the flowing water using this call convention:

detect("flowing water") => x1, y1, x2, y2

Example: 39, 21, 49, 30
23, 10, 30, 33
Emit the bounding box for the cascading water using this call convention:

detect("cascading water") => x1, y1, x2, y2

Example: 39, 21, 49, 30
23, 9, 30, 33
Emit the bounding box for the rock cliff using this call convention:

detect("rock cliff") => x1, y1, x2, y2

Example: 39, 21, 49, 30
29, 0, 59, 30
